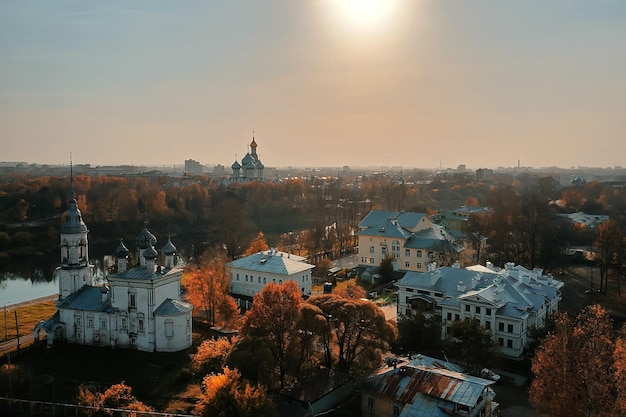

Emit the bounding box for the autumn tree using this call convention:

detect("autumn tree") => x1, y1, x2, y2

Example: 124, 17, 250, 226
240, 280, 303, 388
195, 367, 274, 417
308, 294, 397, 374
530, 306, 616, 417
77, 382, 152, 416
191, 337, 237, 376
243, 231, 270, 255
333, 280, 366, 300
183, 246, 236, 327
615, 325, 626, 414
226, 333, 276, 387
595, 220, 623, 294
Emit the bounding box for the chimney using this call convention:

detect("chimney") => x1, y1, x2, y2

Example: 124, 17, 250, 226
457, 281, 466, 292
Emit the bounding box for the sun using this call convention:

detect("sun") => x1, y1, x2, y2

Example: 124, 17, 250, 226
332, 0, 400, 31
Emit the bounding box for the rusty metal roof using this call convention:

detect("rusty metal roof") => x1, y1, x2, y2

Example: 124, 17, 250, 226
365, 365, 493, 408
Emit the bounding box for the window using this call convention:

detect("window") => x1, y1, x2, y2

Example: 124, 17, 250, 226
392, 405, 400, 416
498, 322, 505, 331
138, 318, 145, 332
75, 316, 82, 326
485, 320, 491, 330
447, 312, 452, 321
486, 308, 492, 316
370, 246, 375, 254
236, 273, 239, 280
121, 318, 127, 330
381, 246, 387, 255
428, 251, 434, 260
405, 262, 410, 268
498, 337, 504, 346
370, 258, 374, 264
405, 249, 410, 257
417, 250, 423, 258
465, 305, 470, 312
129, 293, 136, 308
87, 317, 94, 328
367, 397, 374, 409
258, 277, 261, 283
100, 319, 107, 330
508, 324, 514, 333
475, 306, 481, 314
417, 262, 422, 269
263, 277, 266, 284
165, 320, 174, 338
507, 339, 513, 348
454, 314, 460, 321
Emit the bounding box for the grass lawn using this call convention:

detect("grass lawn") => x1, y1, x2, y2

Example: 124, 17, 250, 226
1, 300, 57, 341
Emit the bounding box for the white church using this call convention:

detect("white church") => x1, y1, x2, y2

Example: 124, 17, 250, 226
34, 187, 193, 352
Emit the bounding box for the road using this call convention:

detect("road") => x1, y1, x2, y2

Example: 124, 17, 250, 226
0, 333, 35, 356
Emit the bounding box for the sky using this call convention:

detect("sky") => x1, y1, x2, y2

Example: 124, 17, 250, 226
1, 1, 625, 170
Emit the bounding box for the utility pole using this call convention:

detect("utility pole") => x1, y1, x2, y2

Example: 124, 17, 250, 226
3, 303, 7, 341
14, 310, 20, 350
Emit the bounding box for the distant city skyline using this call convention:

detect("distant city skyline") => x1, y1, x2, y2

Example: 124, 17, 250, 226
2, 1, 625, 169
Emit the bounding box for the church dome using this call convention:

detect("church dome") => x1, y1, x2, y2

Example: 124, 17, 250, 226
136, 226, 157, 249
231, 160, 241, 169
250, 138, 257, 149
61, 197, 88, 234
162, 237, 177, 256
143, 244, 158, 260
241, 153, 256, 168
115, 239, 130, 258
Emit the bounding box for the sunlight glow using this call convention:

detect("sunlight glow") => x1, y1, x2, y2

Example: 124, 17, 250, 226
332, 0, 401, 32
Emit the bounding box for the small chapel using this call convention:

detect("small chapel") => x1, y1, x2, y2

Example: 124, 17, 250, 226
230, 134, 265, 182
34, 183, 193, 352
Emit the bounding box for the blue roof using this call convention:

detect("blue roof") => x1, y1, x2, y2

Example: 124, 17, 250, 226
154, 298, 193, 316
58, 285, 116, 312
228, 250, 314, 276
358, 210, 427, 231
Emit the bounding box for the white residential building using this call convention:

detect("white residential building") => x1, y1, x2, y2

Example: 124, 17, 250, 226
228, 249, 314, 297
395, 262, 563, 357
35, 186, 192, 353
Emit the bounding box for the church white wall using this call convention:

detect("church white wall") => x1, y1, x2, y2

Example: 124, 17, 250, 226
155, 314, 192, 352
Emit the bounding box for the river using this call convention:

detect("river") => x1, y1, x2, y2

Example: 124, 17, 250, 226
0, 242, 194, 307
0, 253, 109, 307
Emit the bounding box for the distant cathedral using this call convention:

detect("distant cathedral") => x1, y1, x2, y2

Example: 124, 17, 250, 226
230, 134, 265, 182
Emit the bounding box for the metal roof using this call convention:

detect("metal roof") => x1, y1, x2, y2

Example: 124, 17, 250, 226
365, 365, 493, 408
58, 285, 116, 312
154, 298, 193, 316
108, 265, 182, 281
228, 250, 314, 276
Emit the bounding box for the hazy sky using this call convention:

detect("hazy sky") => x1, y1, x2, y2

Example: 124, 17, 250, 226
1, 1, 625, 169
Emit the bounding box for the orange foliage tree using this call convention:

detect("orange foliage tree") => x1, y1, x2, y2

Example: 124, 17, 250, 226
530, 305, 616, 417
78, 382, 152, 416
183, 246, 239, 327
243, 231, 270, 256
195, 367, 274, 417
240, 281, 303, 388
191, 337, 237, 375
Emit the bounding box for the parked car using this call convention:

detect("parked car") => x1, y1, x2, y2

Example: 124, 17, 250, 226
480, 368, 501, 382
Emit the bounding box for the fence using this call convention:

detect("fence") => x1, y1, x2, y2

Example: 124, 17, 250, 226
0, 397, 194, 417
